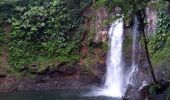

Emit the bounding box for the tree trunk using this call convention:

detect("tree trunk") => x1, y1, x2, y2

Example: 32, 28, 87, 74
142, 30, 157, 84
135, 10, 157, 84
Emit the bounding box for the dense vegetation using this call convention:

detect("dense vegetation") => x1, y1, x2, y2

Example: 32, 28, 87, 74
0, 0, 92, 73
10, 0, 81, 72
149, 9, 170, 64
0, 0, 170, 99
0, 0, 169, 76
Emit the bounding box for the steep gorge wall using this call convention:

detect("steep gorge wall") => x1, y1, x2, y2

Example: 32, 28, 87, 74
80, 4, 160, 85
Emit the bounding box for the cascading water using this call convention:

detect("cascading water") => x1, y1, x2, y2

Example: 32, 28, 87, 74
127, 16, 140, 86
103, 19, 124, 97
89, 19, 124, 98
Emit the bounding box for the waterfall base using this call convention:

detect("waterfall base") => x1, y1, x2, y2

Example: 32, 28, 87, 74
97, 87, 122, 97
89, 19, 124, 98
86, 87, 122, 98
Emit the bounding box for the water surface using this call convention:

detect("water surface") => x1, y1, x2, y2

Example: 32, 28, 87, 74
0, 90, 121, 100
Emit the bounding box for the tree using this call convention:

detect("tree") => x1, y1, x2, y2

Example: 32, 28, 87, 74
135, 10, 157, 83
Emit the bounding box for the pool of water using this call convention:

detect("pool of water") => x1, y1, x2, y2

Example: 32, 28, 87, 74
0, 90, 121, 100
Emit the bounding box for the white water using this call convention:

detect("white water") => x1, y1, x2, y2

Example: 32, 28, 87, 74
127, 16, 139, 86
89, 19, 124, 98
103, 19, 124, 97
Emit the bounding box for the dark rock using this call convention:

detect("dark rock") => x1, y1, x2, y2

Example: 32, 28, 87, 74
90, 42, 102, 48
138, 82, 151, 100
0, 73, 6, 78
124, 84, 133, 99
28, 63, 49, 74
34, 76, 49, 83
91, 62, 106, 83
150, 80, 170, 100
155, 80, 169, 94
58, 65, 80, 76
124, 82, 152, 100
114, 7, 122, 14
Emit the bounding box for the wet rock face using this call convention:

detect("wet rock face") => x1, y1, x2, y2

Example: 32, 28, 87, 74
93, 7, 109, 43
123, 84, 151, 100
155, 59, 170, 80
145, 7, 157, 36
124, 80, 170, 100
168, 3, 170, 14
81, 6, 109, 45
0, 67, 100, 92
91, 62, 106, 82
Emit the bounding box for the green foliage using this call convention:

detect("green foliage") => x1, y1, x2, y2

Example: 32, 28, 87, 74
148, 0, 168, 10
88, 24, 96, 44
94, 0, 149, 12
149, 10, 169, 54
0, 32, 4, 44
148, 5, 170, 65
101, 42, 109, 52
83, 55, 93, 72
149, 84, 161, 95
0, 0, 17, 25
167, 85, 170, 100
7, 0, 82, 72
150, 35, 170, 64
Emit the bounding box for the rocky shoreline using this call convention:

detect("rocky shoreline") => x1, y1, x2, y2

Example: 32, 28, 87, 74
0, 63, 106, 93
0, 72, 98, 93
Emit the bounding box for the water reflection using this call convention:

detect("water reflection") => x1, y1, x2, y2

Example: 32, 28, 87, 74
0, 90, 121, 100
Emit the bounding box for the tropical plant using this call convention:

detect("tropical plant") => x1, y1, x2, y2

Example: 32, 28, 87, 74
149, 10, 169, 53
7, 0, 82, 72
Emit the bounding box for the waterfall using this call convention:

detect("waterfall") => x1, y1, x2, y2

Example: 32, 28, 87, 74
89, 19, 124, 98
127, 16, 140, 86
103, 19, 124, 97
86, 18, 124, 98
